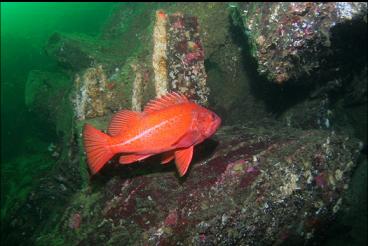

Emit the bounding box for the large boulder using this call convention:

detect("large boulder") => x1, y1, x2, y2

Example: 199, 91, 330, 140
35, 124, 361, 245
234, 2, 367, 85
45, 32, 123, 71
25, 70, 72, 131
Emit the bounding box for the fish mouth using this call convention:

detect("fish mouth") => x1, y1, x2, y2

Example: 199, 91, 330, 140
216, 116, 222, 128
213, 115, 222, 131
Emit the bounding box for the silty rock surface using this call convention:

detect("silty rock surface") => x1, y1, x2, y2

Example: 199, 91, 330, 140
166, 12, 209, 105
24, 70, 70, 117
45, 32, 121, 71
44, 124, 361, 245
24, 70, 73, 132
152, 10, 209, 105
235, 2, 367, 84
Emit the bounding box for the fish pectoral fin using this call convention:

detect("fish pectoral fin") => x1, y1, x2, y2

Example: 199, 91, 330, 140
119, 153, 152, 164
173, 130, 199, 148
174, 146, 194, 177
161, 151, 175, 164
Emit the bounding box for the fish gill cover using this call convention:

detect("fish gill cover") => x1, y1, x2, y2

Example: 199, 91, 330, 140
1, 2, 367, 246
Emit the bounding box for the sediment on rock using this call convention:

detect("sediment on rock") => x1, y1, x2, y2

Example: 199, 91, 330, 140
35, 125, 361, 245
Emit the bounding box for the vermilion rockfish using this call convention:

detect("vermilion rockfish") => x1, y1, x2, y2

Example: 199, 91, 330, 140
83, 92, 221, 176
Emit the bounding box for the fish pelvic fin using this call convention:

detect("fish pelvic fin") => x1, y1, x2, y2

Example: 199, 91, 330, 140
83, 124, 114, 175
175, 146, 194, 177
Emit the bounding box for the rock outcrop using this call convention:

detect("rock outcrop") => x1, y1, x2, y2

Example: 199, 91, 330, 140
36, 124, 361, 245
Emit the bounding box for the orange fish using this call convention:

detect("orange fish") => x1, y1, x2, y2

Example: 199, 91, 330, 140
83, 92, 221, 176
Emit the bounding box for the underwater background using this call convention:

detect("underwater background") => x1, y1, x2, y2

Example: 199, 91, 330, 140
1, 2, 367, 245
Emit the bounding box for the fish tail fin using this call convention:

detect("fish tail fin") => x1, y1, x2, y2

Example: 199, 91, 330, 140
83, 124, 114, 175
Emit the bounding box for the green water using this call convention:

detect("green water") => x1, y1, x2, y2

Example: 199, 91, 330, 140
1, 1, 117, 224
1, 2, 117, 160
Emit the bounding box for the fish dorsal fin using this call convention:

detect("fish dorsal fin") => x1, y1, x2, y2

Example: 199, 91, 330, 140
107, 110, 141, 136
144, 92, 189, 114
175, 146, 194, 177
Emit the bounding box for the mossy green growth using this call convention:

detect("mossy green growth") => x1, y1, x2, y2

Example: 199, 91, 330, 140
229, 2, 262, 58
25, 70, 71, 108
35, 232, 66, 246
55, 81, 74, 137
46, 32, 122, 70
106, 222, 143, 246
35, 188, 104, 245
1, 152, 54, 220
75, 116, 111, 186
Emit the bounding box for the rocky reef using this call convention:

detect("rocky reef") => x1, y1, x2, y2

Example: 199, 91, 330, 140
25, 70, 72, 129
233, 2, 367, 85
35, 124, 361, 245
2, 3, 366, 246
166, 11, 209, 104
152, 9, 209, 104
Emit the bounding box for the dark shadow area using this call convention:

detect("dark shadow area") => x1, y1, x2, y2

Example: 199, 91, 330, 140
91, 138, 220, 186
227, 10, 367, 118
327, 18, 367, 104
228, 11, 315, 117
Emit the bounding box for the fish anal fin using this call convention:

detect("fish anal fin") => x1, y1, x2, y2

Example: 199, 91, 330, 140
108, 110, 141, 136
119, 153, 152, 164
144, 92, 189, 114
174, 146, 194, 176
161, 151, 175, 164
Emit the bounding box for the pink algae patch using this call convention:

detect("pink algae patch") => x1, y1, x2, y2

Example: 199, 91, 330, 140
183, 50, 204, 64
246, 166, 258, 173
164, 209, 178, 226
172, 19, 185, 29
106, 81, 116, 90
199, 234, 206, 241
315, 172, 328, 188
69, 213, 82, 229
239, 167, 260, 188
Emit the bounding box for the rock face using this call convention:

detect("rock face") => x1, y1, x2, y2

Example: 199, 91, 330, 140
37, 124, 361, 245
234, 2, 367, 84
4, 3, 365, 246
152, 10, 209, 104
73, 65, 125, 120
166, 12, 209, 104
2, 135, 84, 246
45, 32, 123, 71
47, 9, 210, 123
24, 70, 72, 130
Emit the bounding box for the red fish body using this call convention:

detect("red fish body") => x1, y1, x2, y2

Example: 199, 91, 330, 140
83, 92, 221, 176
